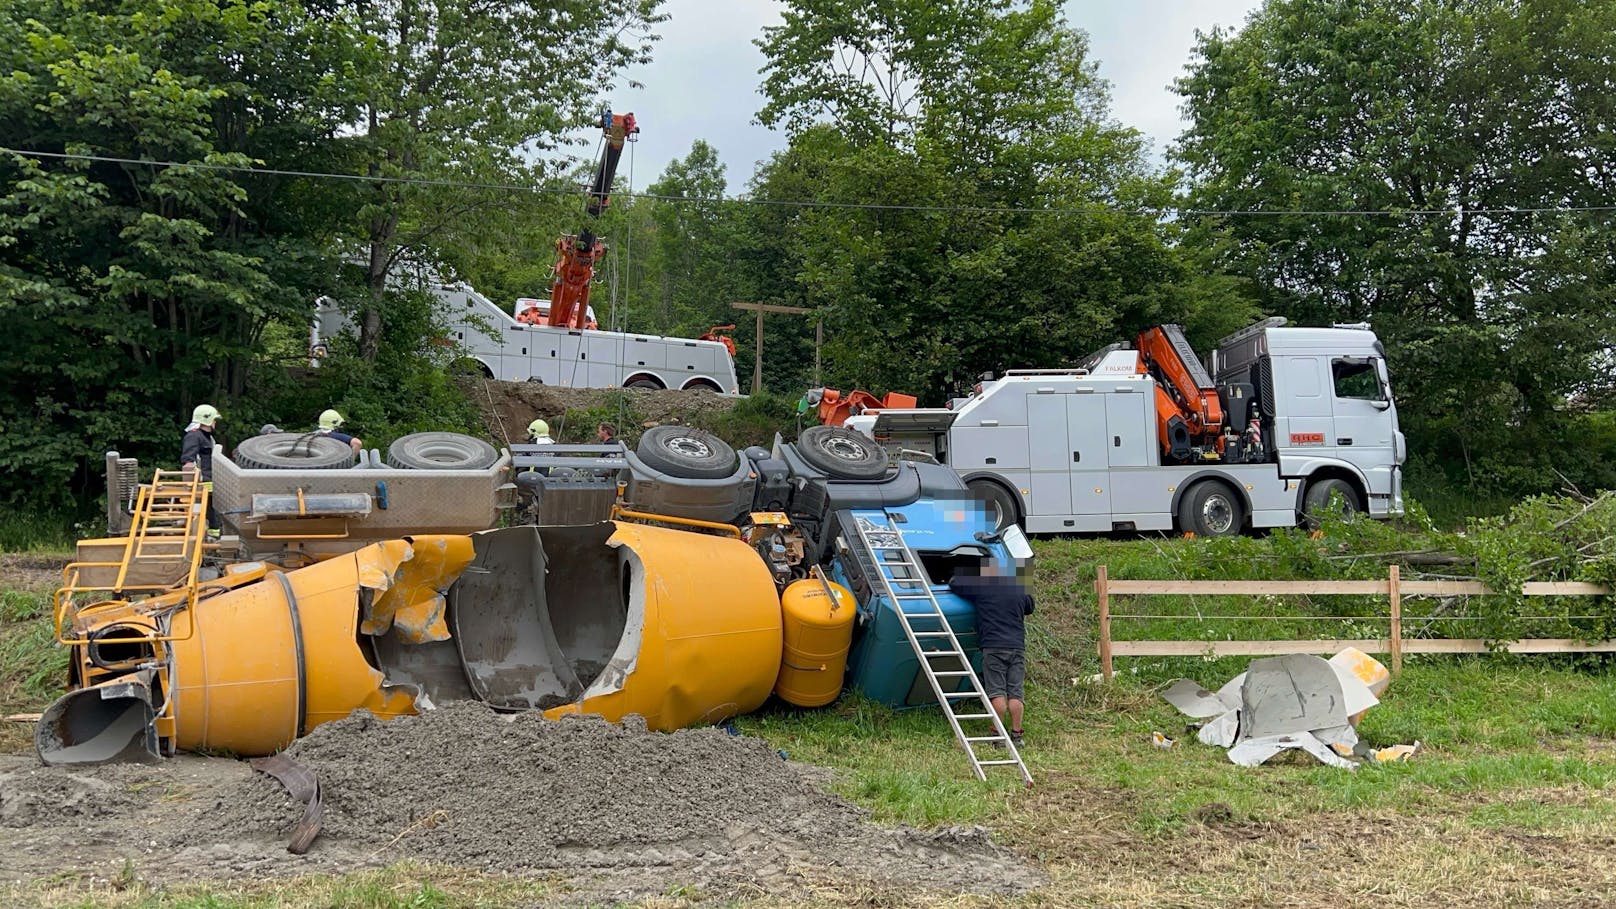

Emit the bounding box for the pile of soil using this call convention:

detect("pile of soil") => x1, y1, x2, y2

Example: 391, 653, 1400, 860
0, 704, 1042, 901
459, 378, 744, 447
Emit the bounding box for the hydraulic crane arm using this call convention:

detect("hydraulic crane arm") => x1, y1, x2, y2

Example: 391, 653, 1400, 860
546, 108, 639, 330
1136, 324, 1224, 460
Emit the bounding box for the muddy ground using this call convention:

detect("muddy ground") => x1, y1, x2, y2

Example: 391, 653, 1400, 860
459, 378, 745, 448
0, 554, 66, 593
0, 703, 1041, 903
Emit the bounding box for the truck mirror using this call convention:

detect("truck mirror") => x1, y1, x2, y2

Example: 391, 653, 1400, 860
1372, 399, 1391, 411
1000, 525, 1033, 562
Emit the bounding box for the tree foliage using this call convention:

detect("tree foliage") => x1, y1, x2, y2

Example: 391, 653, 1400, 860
341, 0, 666, 358
743, 0, 1252, 397
1176, 0, 1616, 496
0, 0, 359, 509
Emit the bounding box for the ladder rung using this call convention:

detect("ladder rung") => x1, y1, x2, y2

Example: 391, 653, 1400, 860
975, 760, 1021, 766
964, 736, 1006, 743
953, 713, 994, 720
942, 690, 982, 697
922, 649, 964, 658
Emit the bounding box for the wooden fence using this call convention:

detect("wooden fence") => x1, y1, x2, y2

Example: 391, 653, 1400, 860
1094, 564, 1613, 680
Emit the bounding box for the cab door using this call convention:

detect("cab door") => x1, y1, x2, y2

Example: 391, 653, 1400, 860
1329, 355, 1397, 471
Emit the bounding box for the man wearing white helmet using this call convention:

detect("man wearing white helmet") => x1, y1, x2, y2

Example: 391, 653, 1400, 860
316, 409, 364, 454
180, 404, 223, 532
180, 404, 222, 480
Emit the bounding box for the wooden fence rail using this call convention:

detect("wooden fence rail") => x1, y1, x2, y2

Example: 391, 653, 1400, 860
1094, 564, 1613, 681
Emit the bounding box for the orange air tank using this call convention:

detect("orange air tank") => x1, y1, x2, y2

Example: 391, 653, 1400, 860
774, 576, 856, 708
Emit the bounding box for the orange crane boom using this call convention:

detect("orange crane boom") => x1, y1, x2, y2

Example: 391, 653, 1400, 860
1136, 324, 1224, 460
545, 108, 638, 331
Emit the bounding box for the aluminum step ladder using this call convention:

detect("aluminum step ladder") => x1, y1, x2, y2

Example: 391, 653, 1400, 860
851, 513, 1032, 785
113, 469, 209, 592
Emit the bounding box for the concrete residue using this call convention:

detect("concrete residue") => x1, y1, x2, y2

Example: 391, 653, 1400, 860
0, 703, 1043, 901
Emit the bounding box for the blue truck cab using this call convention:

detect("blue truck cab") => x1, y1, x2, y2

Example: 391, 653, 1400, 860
771, 437, 1035, 708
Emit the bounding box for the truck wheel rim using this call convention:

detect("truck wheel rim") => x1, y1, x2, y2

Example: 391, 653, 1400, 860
1202, 496, 1234, 534
666, 436, 712, 458
821, 438, 866, 461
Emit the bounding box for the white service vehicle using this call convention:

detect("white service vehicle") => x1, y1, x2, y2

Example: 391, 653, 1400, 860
313, 282, 742, 394
843, 318, 1406, 536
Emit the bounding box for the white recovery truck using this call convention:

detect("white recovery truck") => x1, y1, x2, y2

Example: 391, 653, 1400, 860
840, 318, 1406, 536
313, 282, 742, 394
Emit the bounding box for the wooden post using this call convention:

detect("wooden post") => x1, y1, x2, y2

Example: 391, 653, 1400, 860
815, 321, 824, 386
754, 306, 764, 394
731, 302, 811, 394
1096, 564, 1113, 681
1388, 563, 1403, 677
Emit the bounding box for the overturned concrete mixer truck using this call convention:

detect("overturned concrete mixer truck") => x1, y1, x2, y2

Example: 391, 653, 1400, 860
43, 425, 1033, 780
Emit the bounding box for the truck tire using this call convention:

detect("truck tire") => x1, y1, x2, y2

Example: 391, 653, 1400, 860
635, 425, 737, 479
1177, 481, 1244, 537
387, 432, 499, 470
1302, 478, 1362, 526
968, 479, 1022, 531
797, 425, 889, 480
232, 433, 356, 470
626, 378, 662, 390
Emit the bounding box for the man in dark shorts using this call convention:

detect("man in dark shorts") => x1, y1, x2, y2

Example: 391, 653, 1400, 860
949, 556, 1035, 747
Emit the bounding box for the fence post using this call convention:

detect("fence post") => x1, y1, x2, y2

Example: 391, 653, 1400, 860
1096, 564, 1113, 681
1388, 563, 1403, 676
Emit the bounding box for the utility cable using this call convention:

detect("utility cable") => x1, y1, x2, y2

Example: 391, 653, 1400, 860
7, 146, 1615, 219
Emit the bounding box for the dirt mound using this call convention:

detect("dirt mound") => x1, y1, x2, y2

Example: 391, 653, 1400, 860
0, 705, 1042, 901
460, 378, 744, 447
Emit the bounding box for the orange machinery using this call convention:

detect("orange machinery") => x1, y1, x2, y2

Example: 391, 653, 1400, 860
1134, 324, 1225, 461
808, 388, 919, 426
545, 108, 639, 331
698, 324, 737, 357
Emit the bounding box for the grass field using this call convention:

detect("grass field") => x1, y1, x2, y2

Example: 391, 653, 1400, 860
5, 529, 1616, 908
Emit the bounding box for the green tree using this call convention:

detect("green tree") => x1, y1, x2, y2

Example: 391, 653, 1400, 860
748, 0, 1251, 397
1176, 0, 1616, 495
0, 0, 362, 509
339, 0, 666, 358
644, 140, 731, 335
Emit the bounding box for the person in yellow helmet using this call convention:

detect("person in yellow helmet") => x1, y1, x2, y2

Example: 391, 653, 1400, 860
316, 408, 363, 454
180, 404, 223, 532
527, 418, 554, 445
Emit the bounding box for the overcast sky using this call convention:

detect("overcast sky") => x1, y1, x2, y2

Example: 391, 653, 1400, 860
574, 1, 1263, 192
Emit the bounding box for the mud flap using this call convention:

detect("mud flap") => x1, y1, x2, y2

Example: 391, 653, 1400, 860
249, 752, 323, 854
36, 670, 160, 766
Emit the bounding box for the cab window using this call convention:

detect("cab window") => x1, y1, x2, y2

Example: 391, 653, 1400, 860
1332, 358, 1382, 400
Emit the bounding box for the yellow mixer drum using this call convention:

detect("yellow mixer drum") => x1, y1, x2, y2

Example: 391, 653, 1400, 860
774, 577, 856, 708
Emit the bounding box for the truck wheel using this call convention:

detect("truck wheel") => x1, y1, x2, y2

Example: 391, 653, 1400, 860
1177, 481, 1244, 537
1302, 478, 1362, 526
968, 479, 1022, 531
635, 425, 737, 479
796, 426, 889, 480
387, 432, 499, 470
232, 433, 356, 470
626, 378, 662, 391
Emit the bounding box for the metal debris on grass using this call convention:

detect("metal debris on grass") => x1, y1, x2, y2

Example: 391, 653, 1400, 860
1160, 648, 1419, 770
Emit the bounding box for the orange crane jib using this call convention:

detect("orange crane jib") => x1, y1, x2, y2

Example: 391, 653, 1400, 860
1136, 325, 1224, 457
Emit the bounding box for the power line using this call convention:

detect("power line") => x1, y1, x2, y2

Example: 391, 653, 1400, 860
6, 146, 1616, 219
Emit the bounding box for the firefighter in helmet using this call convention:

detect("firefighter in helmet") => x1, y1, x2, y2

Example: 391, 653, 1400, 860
316, 409, 363, 454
